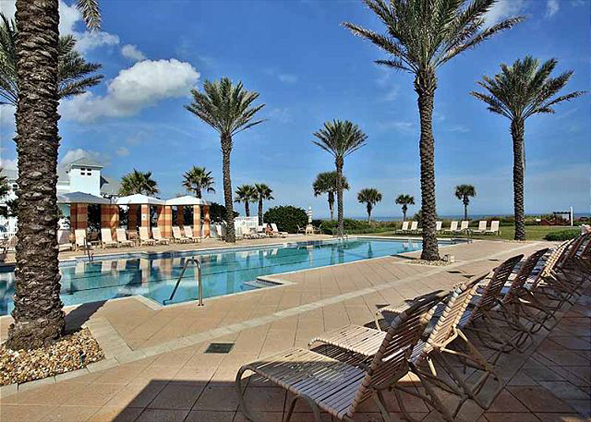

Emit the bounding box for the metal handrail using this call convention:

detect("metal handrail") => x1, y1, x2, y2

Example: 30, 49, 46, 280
84, 238, 94, 262
163, 257, 203, 306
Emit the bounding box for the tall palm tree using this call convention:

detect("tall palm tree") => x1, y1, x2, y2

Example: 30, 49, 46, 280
0, 168, 9, 198
182, 166, 215, 199
344, 0, 523, 260
395, 194, 414, 221
357, 188, 382, 223
6, 0, 101, 351
0, 14, 103, 106
455, 184, 476, 220
254, 183, 274, 225
186, 77, 265, 243
313, 120, 367, 237
312, 171, 350, 221
472, 57, 585, 240
235, 184, 257, 217
119, 169, 159, 196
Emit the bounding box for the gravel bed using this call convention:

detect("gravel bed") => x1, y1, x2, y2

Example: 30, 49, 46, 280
0, 328, 104, 386
408, 259, 452, 266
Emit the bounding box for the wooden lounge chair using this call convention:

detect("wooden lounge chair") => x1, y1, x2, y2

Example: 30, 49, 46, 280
116, 228, 133, 247
100, 228, 118, 248
486, 220, 500, 235
139, 227, 156, 246
152, 227, 169, 245
474, 220, 487, 234
236, 292, 445, 422
184, 226, 200, 243
270, 223, 287, 238
75, 229, 88, 250
172, 226, 191, 243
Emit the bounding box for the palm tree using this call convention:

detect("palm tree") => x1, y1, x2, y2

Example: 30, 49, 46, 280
6, 0, 101, 351
119, 169, 159, 196
0, 14, 103, 106
182, 166, 215, 199
312, 171, 350, 221
254, 183, 274, 225
395, 194, 414, 221
344, 0, 523, 260
472, 57, 585, 240
186, 77, 265, 243
0, 169, 9, 198
357, 188, 382, 223
455, 184, 476, 220
313, 120, 367, 237
235, 184, 257, 217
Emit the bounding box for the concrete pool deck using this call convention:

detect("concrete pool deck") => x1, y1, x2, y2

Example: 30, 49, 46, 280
1, 239, 590, 421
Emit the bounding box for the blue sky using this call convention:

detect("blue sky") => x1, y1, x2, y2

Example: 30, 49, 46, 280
0, 0, 589, 218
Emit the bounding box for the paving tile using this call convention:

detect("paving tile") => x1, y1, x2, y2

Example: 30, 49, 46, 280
507, 386, 577, 413
487, 390, 530, 413
135, 408, 189, 422
87, 406, 144, 422
483, 412, 539, 422
537, 381, 590, 400
192, 386, 240, 411
535, 413, 587, 422
0, 404, 57, 422
184, 410, 235, 421
148, 383, 203, 410
43, 405, 102, 422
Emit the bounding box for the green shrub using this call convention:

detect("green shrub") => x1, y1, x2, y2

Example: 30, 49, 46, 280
264, 205, 308, 233
208, 202, 239, 223
544, 229, 580, 241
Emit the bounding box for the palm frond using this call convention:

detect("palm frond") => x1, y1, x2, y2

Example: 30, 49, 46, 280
76, 0, 101, 30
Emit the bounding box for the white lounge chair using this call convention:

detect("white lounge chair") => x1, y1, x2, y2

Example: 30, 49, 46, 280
184, 226, 200, 243
397, 221, 409, 233
100, 228, 118, 248
152, 227, 169, 245
75, 229, 88, 250
446, 221, 459, 234
409, 221, 419, 233
486, 220, 500, 235
116, 228, 133, 247
256, 225, 268, 238
436, 221, 443, 232
271, 223, 288, 238
215, 224, 226, 241
460, 221, 470, 232
172, 226, 191, 243
139, 227, 156, 246
474, 220, 487, 234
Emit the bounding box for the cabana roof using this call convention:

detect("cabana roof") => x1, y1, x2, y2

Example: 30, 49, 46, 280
58, 191, 111, 205
165, 195, 209, 206
116, 194, 165, 205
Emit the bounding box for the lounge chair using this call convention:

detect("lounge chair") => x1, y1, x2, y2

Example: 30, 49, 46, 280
172, 226, 191, 243
100, 228, 119, 248
436, 221, 443, 232
152, 227, 169, 245
446, 220, 459, 234
138, 227, 156, 246
75, 229, 88, 250
270, 223, 288, 238
256, 225, 268, 238
116, 228, 133, 247
409, 221, 419, 234
460, 220, 470, 233
486, 220, 500, 235
396, 221, 409, 234
474, 220, 487, 234
215, 224, 225, 241
184, 226, 201, 243
236, 292, 445, 422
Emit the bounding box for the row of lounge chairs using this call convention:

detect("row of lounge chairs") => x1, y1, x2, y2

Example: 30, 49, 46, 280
217, 223, 288, 241
235, 233, 590, 421
74, 226, 202, 250
396, 220, 500, 235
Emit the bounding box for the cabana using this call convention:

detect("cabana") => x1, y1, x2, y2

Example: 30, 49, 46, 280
58, 191, 113, 232
164, 195, 211, 238
116, 194, 165, 237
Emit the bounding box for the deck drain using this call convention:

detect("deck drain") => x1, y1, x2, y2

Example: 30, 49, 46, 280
447, 270, 462, 274
205, 343, 235, 354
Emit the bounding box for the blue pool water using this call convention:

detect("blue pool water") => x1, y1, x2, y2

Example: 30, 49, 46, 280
0, 238, 449, 315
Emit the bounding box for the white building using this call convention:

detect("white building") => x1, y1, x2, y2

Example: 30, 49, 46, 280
0, 158, 120, 238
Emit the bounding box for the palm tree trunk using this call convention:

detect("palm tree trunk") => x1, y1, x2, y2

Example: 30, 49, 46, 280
328, 192, 335, 221
367, 204, 372, 223
415, 70, 440, 261
7, 0, 64, 350
402, 206, 407, 222
196, 188, 202, 199
258, 199, 263, 225
511, 119, 526, 241
335, 158, 344, 237
221, 134, 236, 243
464, 202, 468, 220
245, 202, 250, 217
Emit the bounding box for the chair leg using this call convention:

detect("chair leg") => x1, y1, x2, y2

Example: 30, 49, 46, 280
283, 395, 299, 422
372, 390, 394, 422
235, 367, 258, 422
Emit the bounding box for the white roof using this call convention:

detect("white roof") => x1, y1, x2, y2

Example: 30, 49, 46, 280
116, 194, 165, 205
58, 191, 111, 205
165, 195, 209, 206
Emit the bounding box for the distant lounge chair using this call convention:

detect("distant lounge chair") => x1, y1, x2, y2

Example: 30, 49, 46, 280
256, 225, 268, 238
139, 227, 156, 246
486, 220, 500, 235
474, 220, 487, 234
215, 225, 225, 241
116, 228, 133, 247
184, 226, 200, 243
172, 226, 191, 243
460, 220, 470, 232
446, 221, 459, 234
436, 221, 443, 232
152, 227, 169, 245
270, 223, 288, 237
75, 229, 88, 250
397, 221, 409, 233
100, 228, 119, 248
409, 221, 419, 233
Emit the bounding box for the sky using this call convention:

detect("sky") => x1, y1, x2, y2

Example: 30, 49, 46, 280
0, 0, 589, 219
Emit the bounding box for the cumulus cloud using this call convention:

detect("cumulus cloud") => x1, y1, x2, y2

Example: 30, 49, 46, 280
121, 44, 147, 62
115, 147, 130, 157
546, 0, 560, 17
59, 149, 106, 168
0, 104, 16, 128
484, 0, 527, 26
59, 59, 200, 122
0, 158, 17, 171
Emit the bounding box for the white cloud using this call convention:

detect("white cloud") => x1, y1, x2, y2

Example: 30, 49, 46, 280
378, 120, 416, 133
277, 73, 298, 84
268, 108, 293, 123
546, 0, 560, 17
59, 59, 200, 122
59, 149, 105, 168
0, 104, 16, 129
115, 147, 130, 157
0, 158, 17, 171
376, 70, 400, 102
484, 0, 527, 26
121, 44, 146, 62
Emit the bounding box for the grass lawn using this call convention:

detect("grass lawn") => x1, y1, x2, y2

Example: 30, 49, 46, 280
371, 225, 578, 241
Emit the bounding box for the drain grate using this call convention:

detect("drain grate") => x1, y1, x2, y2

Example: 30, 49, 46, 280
205, 343, 235, 354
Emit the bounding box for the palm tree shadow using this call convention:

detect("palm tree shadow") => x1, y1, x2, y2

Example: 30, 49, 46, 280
64, 300, 107, 333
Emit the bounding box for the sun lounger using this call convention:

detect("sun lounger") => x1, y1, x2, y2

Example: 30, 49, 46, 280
236, 292, 445, 422
116, 228, 134, 247
100, 228, 119, 248
75, 229, 88, 250
271, 223, 287, 237
460, 220, 470, 232
474, 220, 487, 234
215, 224, 225, 241
436, 221, 442, 232
397, 221, 409, 233
409, 221, 419, 233
172, 226, 191, 243
139, 227, 156, 246
486, 220, 500, 235
446, 221, 459, 234
184, 226, 200, 243
152, 227, 169, 245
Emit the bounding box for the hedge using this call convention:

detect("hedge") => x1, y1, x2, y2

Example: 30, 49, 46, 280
544, 229, 580, 241
264, 206, 308, 233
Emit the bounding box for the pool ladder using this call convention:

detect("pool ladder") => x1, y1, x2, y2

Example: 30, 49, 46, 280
163, 257, 203, 306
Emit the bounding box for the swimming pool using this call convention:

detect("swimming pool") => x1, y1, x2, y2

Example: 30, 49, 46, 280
0, 237, 455, 315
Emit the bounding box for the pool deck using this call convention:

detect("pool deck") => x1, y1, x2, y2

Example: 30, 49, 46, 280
1, 238, 590, 421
